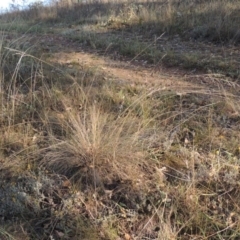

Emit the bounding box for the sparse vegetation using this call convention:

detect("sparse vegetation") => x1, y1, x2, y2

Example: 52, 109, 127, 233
0, 0, 240, 239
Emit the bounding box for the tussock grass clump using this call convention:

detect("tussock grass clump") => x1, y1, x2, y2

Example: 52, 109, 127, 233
40, 100, 146, 189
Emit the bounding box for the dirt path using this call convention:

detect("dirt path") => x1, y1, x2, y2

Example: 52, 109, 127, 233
32, 33, 240, 97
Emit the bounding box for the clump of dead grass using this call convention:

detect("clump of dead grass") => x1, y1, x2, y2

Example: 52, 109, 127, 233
40, 98, 146, 190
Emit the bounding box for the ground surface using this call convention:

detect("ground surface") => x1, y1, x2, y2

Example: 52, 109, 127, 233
1, 15, 240, 239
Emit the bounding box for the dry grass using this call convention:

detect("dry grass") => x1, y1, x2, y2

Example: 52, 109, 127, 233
4, 0, 240, 42
0, 1, 240, 239
1, 0, 240, 75
40, 100, 147, 188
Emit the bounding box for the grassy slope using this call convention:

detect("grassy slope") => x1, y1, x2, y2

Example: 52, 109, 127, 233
0, 0, 240, 239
